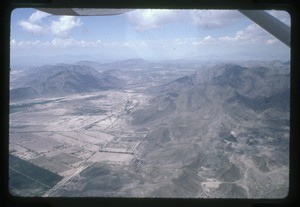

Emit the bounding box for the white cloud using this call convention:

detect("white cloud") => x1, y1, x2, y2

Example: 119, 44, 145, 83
203, 35, 213, 41
123, 40, 149, 48
127, 10, 245, 31
19, 11, 82, 37
50, 37, 105, 48
13, 9, 288, 59
218, 23, 271, 44
50, 16, 82, 36
266, 39, 277, 45
173, 38, 186, 45
10, 38, 118, 49
10, 37, 162, 51
191, 36, 215, 46
29, 10, 51, 22
190, 10, 244, 29
10, 39, 16, 45
18, 20, 44, 33
11, 40, 41, 48
127, 9, 179, 31
18, 11, 51, 34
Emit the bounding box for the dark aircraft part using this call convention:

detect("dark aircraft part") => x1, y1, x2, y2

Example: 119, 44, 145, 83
239, 10, 290, 47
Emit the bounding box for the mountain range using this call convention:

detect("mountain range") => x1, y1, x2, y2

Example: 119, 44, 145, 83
9, 59, 290, 198
129, 62, 290, 198
10, 64, 124, 101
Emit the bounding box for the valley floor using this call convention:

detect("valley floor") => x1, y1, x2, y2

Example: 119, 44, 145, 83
9, 62, 290, 198
9, 90, 150, 196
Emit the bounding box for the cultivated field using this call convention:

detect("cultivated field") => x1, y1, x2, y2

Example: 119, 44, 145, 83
9, 90, 149, 196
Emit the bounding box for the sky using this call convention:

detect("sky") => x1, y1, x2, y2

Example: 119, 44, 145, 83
10, 8, 291, 66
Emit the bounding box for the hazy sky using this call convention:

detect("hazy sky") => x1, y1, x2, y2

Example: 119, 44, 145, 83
10, 8, 290, 65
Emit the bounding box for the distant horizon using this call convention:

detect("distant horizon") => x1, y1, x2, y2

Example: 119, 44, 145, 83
10, 55, 290, 69
11, 9, 290, 68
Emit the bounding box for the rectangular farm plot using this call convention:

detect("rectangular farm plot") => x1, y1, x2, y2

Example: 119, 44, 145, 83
82, 131, 114, 142
12, 132, 64, 152
9, 154, 63, 196
10, 132, 33, 143
89, 151, 134, 165
52, 133, 84, 146
51, 153, 82, 165
30, 156, 72, 174
59, 131, 106, 145
21, 138, 63, 152
104, 140, 140, 152
9, 168, 49, 196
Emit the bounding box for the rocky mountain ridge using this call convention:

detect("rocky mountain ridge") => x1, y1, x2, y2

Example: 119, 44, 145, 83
10, 64, 124, 101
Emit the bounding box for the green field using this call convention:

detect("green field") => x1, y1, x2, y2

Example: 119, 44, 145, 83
9, 154, 63, 196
